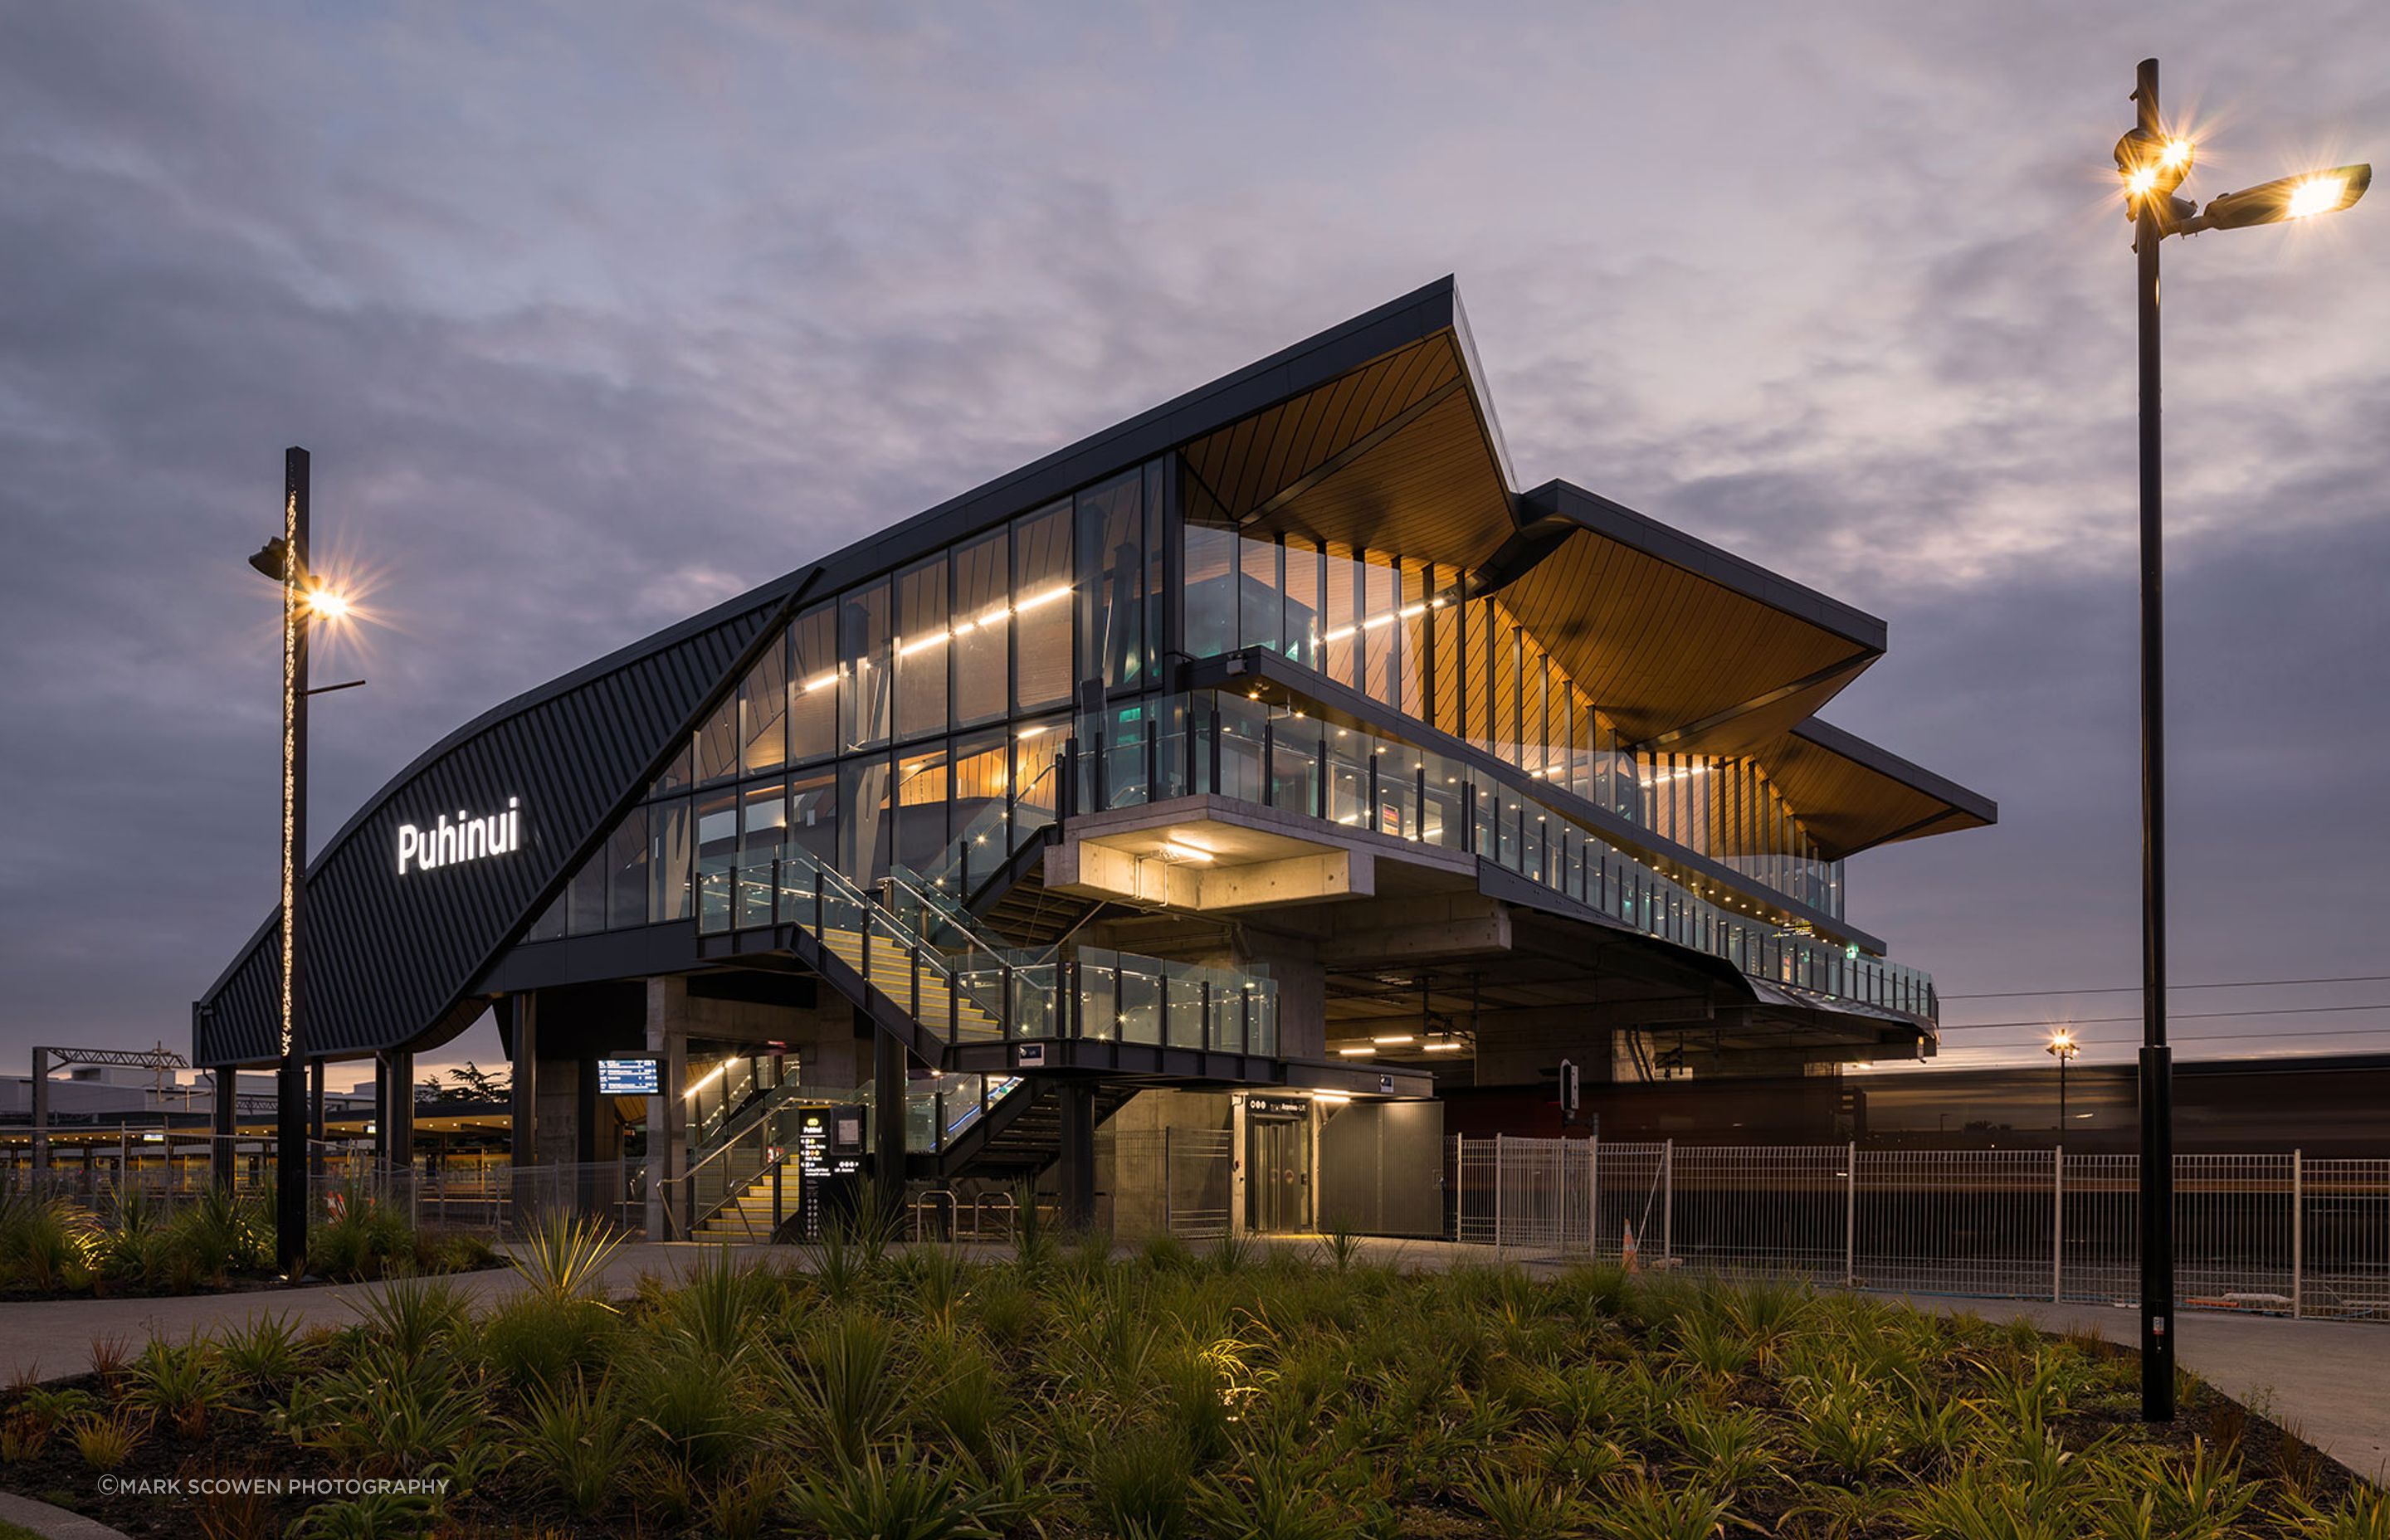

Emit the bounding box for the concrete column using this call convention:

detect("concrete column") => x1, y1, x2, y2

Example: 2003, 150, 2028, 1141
872, 1028, 907, 1209
378, 1050, 415, 1172
1057, 1079, 1097, 1231
645, 978, 688, 1240
506, 993, 539, 1168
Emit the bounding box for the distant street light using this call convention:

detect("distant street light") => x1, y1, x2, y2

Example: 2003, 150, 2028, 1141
245, 447, 357, 1280
2112, 58, 2369, 1424
2046, 1028, 2080, 1128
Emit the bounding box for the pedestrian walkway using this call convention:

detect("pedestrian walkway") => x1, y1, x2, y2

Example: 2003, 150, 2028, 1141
0, 1244, 776, 1386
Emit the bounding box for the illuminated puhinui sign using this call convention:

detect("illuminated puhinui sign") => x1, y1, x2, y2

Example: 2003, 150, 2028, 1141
398, 797, 523, 875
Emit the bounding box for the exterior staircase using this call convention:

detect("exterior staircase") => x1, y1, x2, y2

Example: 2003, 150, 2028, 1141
690, 1156, 795, 1242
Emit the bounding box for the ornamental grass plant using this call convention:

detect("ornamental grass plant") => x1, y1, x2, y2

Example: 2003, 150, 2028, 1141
0, 1226, 2376, 1539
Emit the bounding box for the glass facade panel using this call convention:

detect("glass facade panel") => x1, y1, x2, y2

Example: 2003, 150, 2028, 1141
651, 799, 691, 922
1322, 542, 1360, 690
789, 602, 837, 763
952, 530, 1008, 728
695, 789, 738, 922
1076, 470, 1144, 690
651, 743, 692, 797
694, 694, 738, 785
893, 747, 949, 875
840, 580, 892, 753
1362, 553, 1398, 709
1015, 718, 1065, 836
1239, 535, 1282, 655
566, 844, 606, 936
1183, 519, 1236, 660
1012, 501, 1072, 709
895, 555, 949, 741
606, 806, 648, 929
739, 633, 788, 776
789, 769, 836, 868
839, 757, 890, 883
1283, 537, 1323, 671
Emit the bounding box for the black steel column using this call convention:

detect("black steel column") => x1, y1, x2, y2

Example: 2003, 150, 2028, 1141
1056, 1079, 1096, 1231
2132, 56, 2176, 1423
872, 1028, 907, 1207
276, 446, 311, 1279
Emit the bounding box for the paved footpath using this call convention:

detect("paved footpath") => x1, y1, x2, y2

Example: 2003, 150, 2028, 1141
0, 1244, 778, 1386
3, 1240, 2379, 1483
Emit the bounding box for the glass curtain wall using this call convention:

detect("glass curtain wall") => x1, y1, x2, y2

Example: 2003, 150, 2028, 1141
1184, 505, 1842, 919
536, 456, 1170, 943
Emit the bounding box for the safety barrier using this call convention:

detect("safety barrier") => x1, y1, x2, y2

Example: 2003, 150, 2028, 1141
1448, 1138, 2390, 1321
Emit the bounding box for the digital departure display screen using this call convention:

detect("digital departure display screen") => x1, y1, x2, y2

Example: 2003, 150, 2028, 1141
596, 1057, 661, 1096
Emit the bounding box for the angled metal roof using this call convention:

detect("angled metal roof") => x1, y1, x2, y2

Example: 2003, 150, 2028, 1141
1753, 716, 1998, 860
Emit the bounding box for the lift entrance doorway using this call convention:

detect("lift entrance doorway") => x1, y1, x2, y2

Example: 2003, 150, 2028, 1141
1245, 1094, 1312, 1233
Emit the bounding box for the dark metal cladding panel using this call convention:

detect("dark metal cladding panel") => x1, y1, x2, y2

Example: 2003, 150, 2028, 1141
194, 604, 778, 1066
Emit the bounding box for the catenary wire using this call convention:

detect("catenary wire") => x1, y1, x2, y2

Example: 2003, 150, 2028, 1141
1941, 973, 2390, 1000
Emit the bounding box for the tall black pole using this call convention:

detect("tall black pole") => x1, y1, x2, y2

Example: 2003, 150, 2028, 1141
2132, 57, 2176, 1422
276, 446, 311, 1279
2058, 1051, 2069, 1128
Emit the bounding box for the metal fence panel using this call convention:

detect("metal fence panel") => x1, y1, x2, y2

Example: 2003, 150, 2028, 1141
1432, 1138, 2389, 1325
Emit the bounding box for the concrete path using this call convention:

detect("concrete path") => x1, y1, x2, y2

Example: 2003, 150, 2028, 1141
0, 1244, 778, 1386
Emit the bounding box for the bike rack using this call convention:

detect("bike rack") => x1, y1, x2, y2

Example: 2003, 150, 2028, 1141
910, 1187, 961, 1240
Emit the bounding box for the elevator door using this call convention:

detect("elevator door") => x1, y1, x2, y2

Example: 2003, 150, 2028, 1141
1246, 1117, 1310, 1233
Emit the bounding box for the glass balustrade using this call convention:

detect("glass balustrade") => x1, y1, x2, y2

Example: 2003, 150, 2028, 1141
1076, 690, 1939, 1024
696, 846, 1282, 1054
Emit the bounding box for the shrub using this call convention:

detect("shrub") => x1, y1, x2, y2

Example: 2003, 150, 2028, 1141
513, 1372, 635, 1515
71, 1407, 148, 1471
216, 1312, 308, 1388
476, 1290, 619, 1393
507, 1211, 623, 1301
0, 1192, 96, 1292
1087, 1422, 1197, 1538
788, 1440, 1023, 1540
127, 1335, 232, 1439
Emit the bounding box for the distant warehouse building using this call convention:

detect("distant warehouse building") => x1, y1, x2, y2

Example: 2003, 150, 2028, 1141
193, 278, 1992, 1238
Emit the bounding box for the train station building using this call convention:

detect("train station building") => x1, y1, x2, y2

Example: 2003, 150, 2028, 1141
192, 277, 1992, 1239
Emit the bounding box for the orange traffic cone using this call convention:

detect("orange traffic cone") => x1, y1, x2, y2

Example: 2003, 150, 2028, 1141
1621, 1222, 1639, 1274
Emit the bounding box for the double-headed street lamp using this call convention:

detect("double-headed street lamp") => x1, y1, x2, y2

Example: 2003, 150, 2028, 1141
245, 447, 356, 1280
2112, 58, 2368, 1422
2045, 1028, 2080, 1127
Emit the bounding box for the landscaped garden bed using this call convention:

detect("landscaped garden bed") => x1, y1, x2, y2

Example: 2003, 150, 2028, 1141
0, 1216, 2378, 1538
0, 1186, 496, 1300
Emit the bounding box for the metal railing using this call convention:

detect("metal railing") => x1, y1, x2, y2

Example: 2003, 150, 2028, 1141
1448, 1138, 2390, 1321
1080, 690, 1939, 1024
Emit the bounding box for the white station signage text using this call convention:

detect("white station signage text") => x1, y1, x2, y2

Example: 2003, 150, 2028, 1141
398, 798, 523, 875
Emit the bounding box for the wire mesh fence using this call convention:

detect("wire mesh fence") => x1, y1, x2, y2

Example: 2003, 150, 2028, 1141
1448, 1137, 2390, 1322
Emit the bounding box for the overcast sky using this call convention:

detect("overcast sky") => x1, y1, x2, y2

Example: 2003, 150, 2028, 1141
3, 2, 2386, 1087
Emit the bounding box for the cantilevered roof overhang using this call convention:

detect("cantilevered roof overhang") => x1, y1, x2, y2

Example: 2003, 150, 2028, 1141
1488, 480, 1887, 752
1748, 717, 1997, 860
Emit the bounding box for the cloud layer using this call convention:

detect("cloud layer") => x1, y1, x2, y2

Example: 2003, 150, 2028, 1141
2, 2, 2385, 1075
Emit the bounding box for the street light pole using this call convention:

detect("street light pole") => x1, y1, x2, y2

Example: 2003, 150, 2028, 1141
2110, 56, 2369, 1422
276, 446, 312, 1280
2132, 60, 2175, 1421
